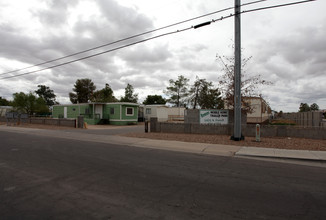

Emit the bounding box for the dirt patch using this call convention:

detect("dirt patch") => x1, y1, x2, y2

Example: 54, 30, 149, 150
122, 132, 326, 151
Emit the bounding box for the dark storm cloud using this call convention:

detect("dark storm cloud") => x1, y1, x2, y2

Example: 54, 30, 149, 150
44, 0, 156, 81
97, 0, 153, 36
0, 24, 45, 65
0, 0, 160, 104
253, 23, 326, 80
1, 0, 324, 110
121, 44, 172, 65
180, 60, 216, 72
11, 0, 153, 62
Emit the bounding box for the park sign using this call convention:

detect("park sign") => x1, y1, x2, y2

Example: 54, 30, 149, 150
199, 109, 229, 125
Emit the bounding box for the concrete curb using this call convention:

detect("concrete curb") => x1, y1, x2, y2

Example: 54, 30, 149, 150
235, 147, 326, 161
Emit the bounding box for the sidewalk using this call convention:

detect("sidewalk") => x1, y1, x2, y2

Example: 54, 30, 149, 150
124, 137, 326, 162
236, 147, 326, 161
1, 125, 326, 163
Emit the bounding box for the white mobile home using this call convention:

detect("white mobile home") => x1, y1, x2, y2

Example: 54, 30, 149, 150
143, 105, 185, 122
0, 106, 13, 117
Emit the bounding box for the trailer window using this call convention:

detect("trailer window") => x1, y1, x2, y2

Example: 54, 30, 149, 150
126, 107, 134, 116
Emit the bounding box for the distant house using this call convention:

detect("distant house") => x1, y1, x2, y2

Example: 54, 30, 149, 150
224, 97, 272, 123
0, 106, 13, 117
52, 102, 139, 125
243, 97, 272, 123
142, 105, 185, 122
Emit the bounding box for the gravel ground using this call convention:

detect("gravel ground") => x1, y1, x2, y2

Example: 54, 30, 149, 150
122, 132, 326, 151
2, 122, 325, 151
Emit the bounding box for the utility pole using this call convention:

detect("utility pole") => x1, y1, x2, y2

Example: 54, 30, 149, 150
232, 0, 243, 141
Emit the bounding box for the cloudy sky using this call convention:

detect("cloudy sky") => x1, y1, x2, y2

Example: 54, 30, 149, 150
0, 0, 324, 112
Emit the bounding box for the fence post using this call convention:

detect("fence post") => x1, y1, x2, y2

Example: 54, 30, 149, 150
256, 124, 261, 142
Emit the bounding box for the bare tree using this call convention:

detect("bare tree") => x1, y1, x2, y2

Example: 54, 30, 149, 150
216, 52, 272, 113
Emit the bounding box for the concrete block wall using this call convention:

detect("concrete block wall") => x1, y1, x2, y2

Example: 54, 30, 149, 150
185, 109, 247, 125
150, 117, 326, 140
321, 119, 326, 128
57, 119, 76, 127
190, 123, 234, 135
30, 118, 45, 124
160, 123, 185, 133
184, 109, 200, 124
151, 117, 245, 136
242, 125, 326, 140
282, 112, 324, 127
4, 117, 76, 128
44, 119, 61, 126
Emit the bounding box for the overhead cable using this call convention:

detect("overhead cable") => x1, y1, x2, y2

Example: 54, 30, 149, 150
0, 0, 316, 80
0, 0, 268, 76
242, 0, 316, 14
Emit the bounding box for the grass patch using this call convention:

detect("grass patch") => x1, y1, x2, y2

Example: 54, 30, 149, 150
270, 119, 296, 126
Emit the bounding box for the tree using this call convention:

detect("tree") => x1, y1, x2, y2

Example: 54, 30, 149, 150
143, 95, 166, 105
35, 85, 58, 106
217, 53, 272, 113
299, 103, 310, 112
69, 78, 96, 104
310, 103, 319, 111
188, 77, 204, 109
198, 84, 224, 109
92, 83, 117, 102
164, 75, 189, 107
188, 77, 224, 109
0, 96, 11, 106
120, 83, 138, 103
12, 92, 49, 115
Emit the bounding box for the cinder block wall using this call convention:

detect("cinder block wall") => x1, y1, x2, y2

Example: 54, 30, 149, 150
4, 117, 76, 128
282, 112, 324, 127
184, 109, 200, 124
150, 117, 326, 140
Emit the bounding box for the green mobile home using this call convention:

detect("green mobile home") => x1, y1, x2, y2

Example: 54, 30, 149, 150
52, 102, 139, 125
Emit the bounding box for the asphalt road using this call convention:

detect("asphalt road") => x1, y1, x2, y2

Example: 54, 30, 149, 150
1, 130, 326, 220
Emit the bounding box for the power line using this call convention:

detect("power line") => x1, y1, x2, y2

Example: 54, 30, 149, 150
2, 14, 236, 79
242, 0, 316, 14
0, 0, 315, 80
0, 27, 193, 79
0, 8, 233, 76
0, 0, 268, 77
241, 0, 268, 6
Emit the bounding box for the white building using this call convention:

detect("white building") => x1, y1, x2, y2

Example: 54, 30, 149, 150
0, 106, 13, 117
244, 97, 272, 123
143, 105, 185, 122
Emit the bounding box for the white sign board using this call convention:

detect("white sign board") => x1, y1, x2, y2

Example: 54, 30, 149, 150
199, 109, 229, 125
